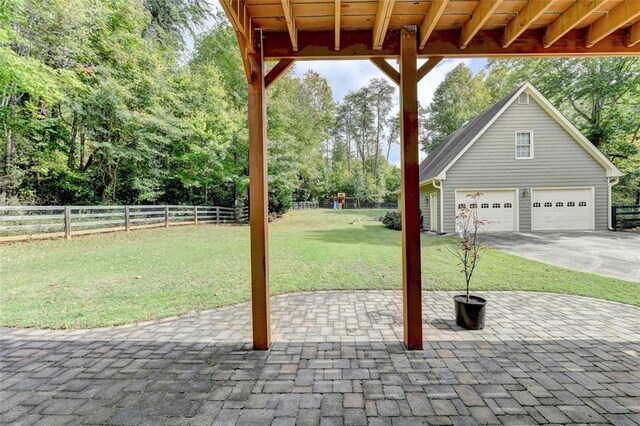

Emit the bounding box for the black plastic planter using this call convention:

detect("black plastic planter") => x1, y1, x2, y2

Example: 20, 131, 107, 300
454, 295, 487, 330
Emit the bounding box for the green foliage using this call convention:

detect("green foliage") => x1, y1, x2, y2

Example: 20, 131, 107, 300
382, 211, 402, 230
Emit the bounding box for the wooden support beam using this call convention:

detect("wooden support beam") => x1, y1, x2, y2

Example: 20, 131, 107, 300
265, 59, 295, 88
371, 58, 400, 84
628, 20, 640, 47
399, 26, 423, 351
460, 0, 503, 49
503, 0, 556, 48
373, 0, 397, 50
417, 57, 443, 81
587, 1, 640, 47
281, 0, 298, 51
335, 0, 341, 51
544, 0, 607, 47
262, 28, 640, 59
248, 32, 270, 350
420, 0, 448, 49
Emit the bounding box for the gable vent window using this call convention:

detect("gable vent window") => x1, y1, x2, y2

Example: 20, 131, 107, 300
504, 203, 513, 208
533, 202, 541, 208
516, 131, 533, 159
481, 203, 489, 209
567, 202, 575, 207
579, 201, 587, 207
544, 202, 552, 207
518, 93, 529, 105
492, 203, 501, 208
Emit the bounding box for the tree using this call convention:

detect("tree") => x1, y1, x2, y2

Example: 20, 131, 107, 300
421, 63, 491, 153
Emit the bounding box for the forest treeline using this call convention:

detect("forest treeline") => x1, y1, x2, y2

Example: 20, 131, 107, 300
2, 0, 638, 212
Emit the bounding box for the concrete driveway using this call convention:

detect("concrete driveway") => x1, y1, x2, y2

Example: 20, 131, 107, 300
484, 231, 640, 282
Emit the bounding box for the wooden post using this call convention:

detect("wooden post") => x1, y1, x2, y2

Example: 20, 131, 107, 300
194, 206, 199, 225
399, 26, 423, 350
164, 205, 169, 228
125, 206, 131, 232
248, 31, 271, 350
64, 206, 72, 240
216, 207, 220, 224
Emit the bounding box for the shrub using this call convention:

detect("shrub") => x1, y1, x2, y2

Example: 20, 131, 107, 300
382, 211, 402, 230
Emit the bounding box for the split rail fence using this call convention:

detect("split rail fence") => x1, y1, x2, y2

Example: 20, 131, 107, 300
612, 205, 640, 231
0, 205, 249, 242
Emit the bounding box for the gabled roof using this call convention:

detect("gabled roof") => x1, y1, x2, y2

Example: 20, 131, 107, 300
419, 82, 623, 184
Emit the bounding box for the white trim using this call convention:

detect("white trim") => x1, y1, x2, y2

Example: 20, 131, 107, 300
433, 179, 444, 233
454, 188, 519, 232
431, 82, 623, 182
530, 186, 595, 231
515, 130, 534, 159
608, 178, 619, 231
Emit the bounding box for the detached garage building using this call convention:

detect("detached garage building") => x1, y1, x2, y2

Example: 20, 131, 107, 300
419, 82, 623, 233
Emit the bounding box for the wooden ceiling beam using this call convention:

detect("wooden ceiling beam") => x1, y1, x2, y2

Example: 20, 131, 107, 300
503, 0, 556, 48
373, 0, 396, 50
371, 58, 400, 84
628, 20, 640, 47
419, 0, 448, 49
586, 0, 640, 47
544, 0, 608, 47
262, 28, 640, 59
265, 59, 295, 89
281, 0, 298, 51
460, 0, 504, 49
417, 57, 443, 81
335, 0, 341, 51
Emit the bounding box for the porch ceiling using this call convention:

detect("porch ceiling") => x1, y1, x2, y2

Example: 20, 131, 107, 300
220, 0, 640, 59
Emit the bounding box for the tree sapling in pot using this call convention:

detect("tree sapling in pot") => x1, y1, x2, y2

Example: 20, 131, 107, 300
449, 192, 489, 330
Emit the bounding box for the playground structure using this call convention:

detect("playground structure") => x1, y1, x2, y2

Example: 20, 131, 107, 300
333, 193, 361, 210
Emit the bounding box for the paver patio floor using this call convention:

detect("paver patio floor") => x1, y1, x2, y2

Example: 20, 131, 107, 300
1, 291, 639, 425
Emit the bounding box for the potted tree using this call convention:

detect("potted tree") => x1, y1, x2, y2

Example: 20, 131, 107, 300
450, 192, 488, 330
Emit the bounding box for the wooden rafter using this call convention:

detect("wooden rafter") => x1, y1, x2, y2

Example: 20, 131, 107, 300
371, 58, 400, 84
280, 0, 298, 51
335, 0, 341, 51
503, 0, 556, 48
373, 0, 396, 50
629, 20, 640, 47
417, 57, 443, 81
460, 0, 503, 49
262, 29, 640, 59
544, 0, 608, 47
265, 59, 295, 88
420, 0, 448, 49
587, 0, 640, 47
219, 0, 254, 53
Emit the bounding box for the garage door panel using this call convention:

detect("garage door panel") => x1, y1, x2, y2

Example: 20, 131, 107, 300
531, 188, 593, 231
455, 190, 517, 232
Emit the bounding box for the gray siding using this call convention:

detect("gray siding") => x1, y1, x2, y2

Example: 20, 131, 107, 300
441, 97, 609, 233
419, 183, 440, 232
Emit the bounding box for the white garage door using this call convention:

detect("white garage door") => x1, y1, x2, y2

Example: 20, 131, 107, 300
455, 190, 517, 232
531, 188, 593, 231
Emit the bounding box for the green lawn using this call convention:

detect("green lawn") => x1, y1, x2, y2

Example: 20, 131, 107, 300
1, 209, 636, 329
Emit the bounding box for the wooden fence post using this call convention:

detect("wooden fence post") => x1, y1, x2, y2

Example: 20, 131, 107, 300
125, 206, 131, 232
64, 206, 72, 240
216, 206, 220, 224
194, 206, 199, 225
164, 205, 169, 228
